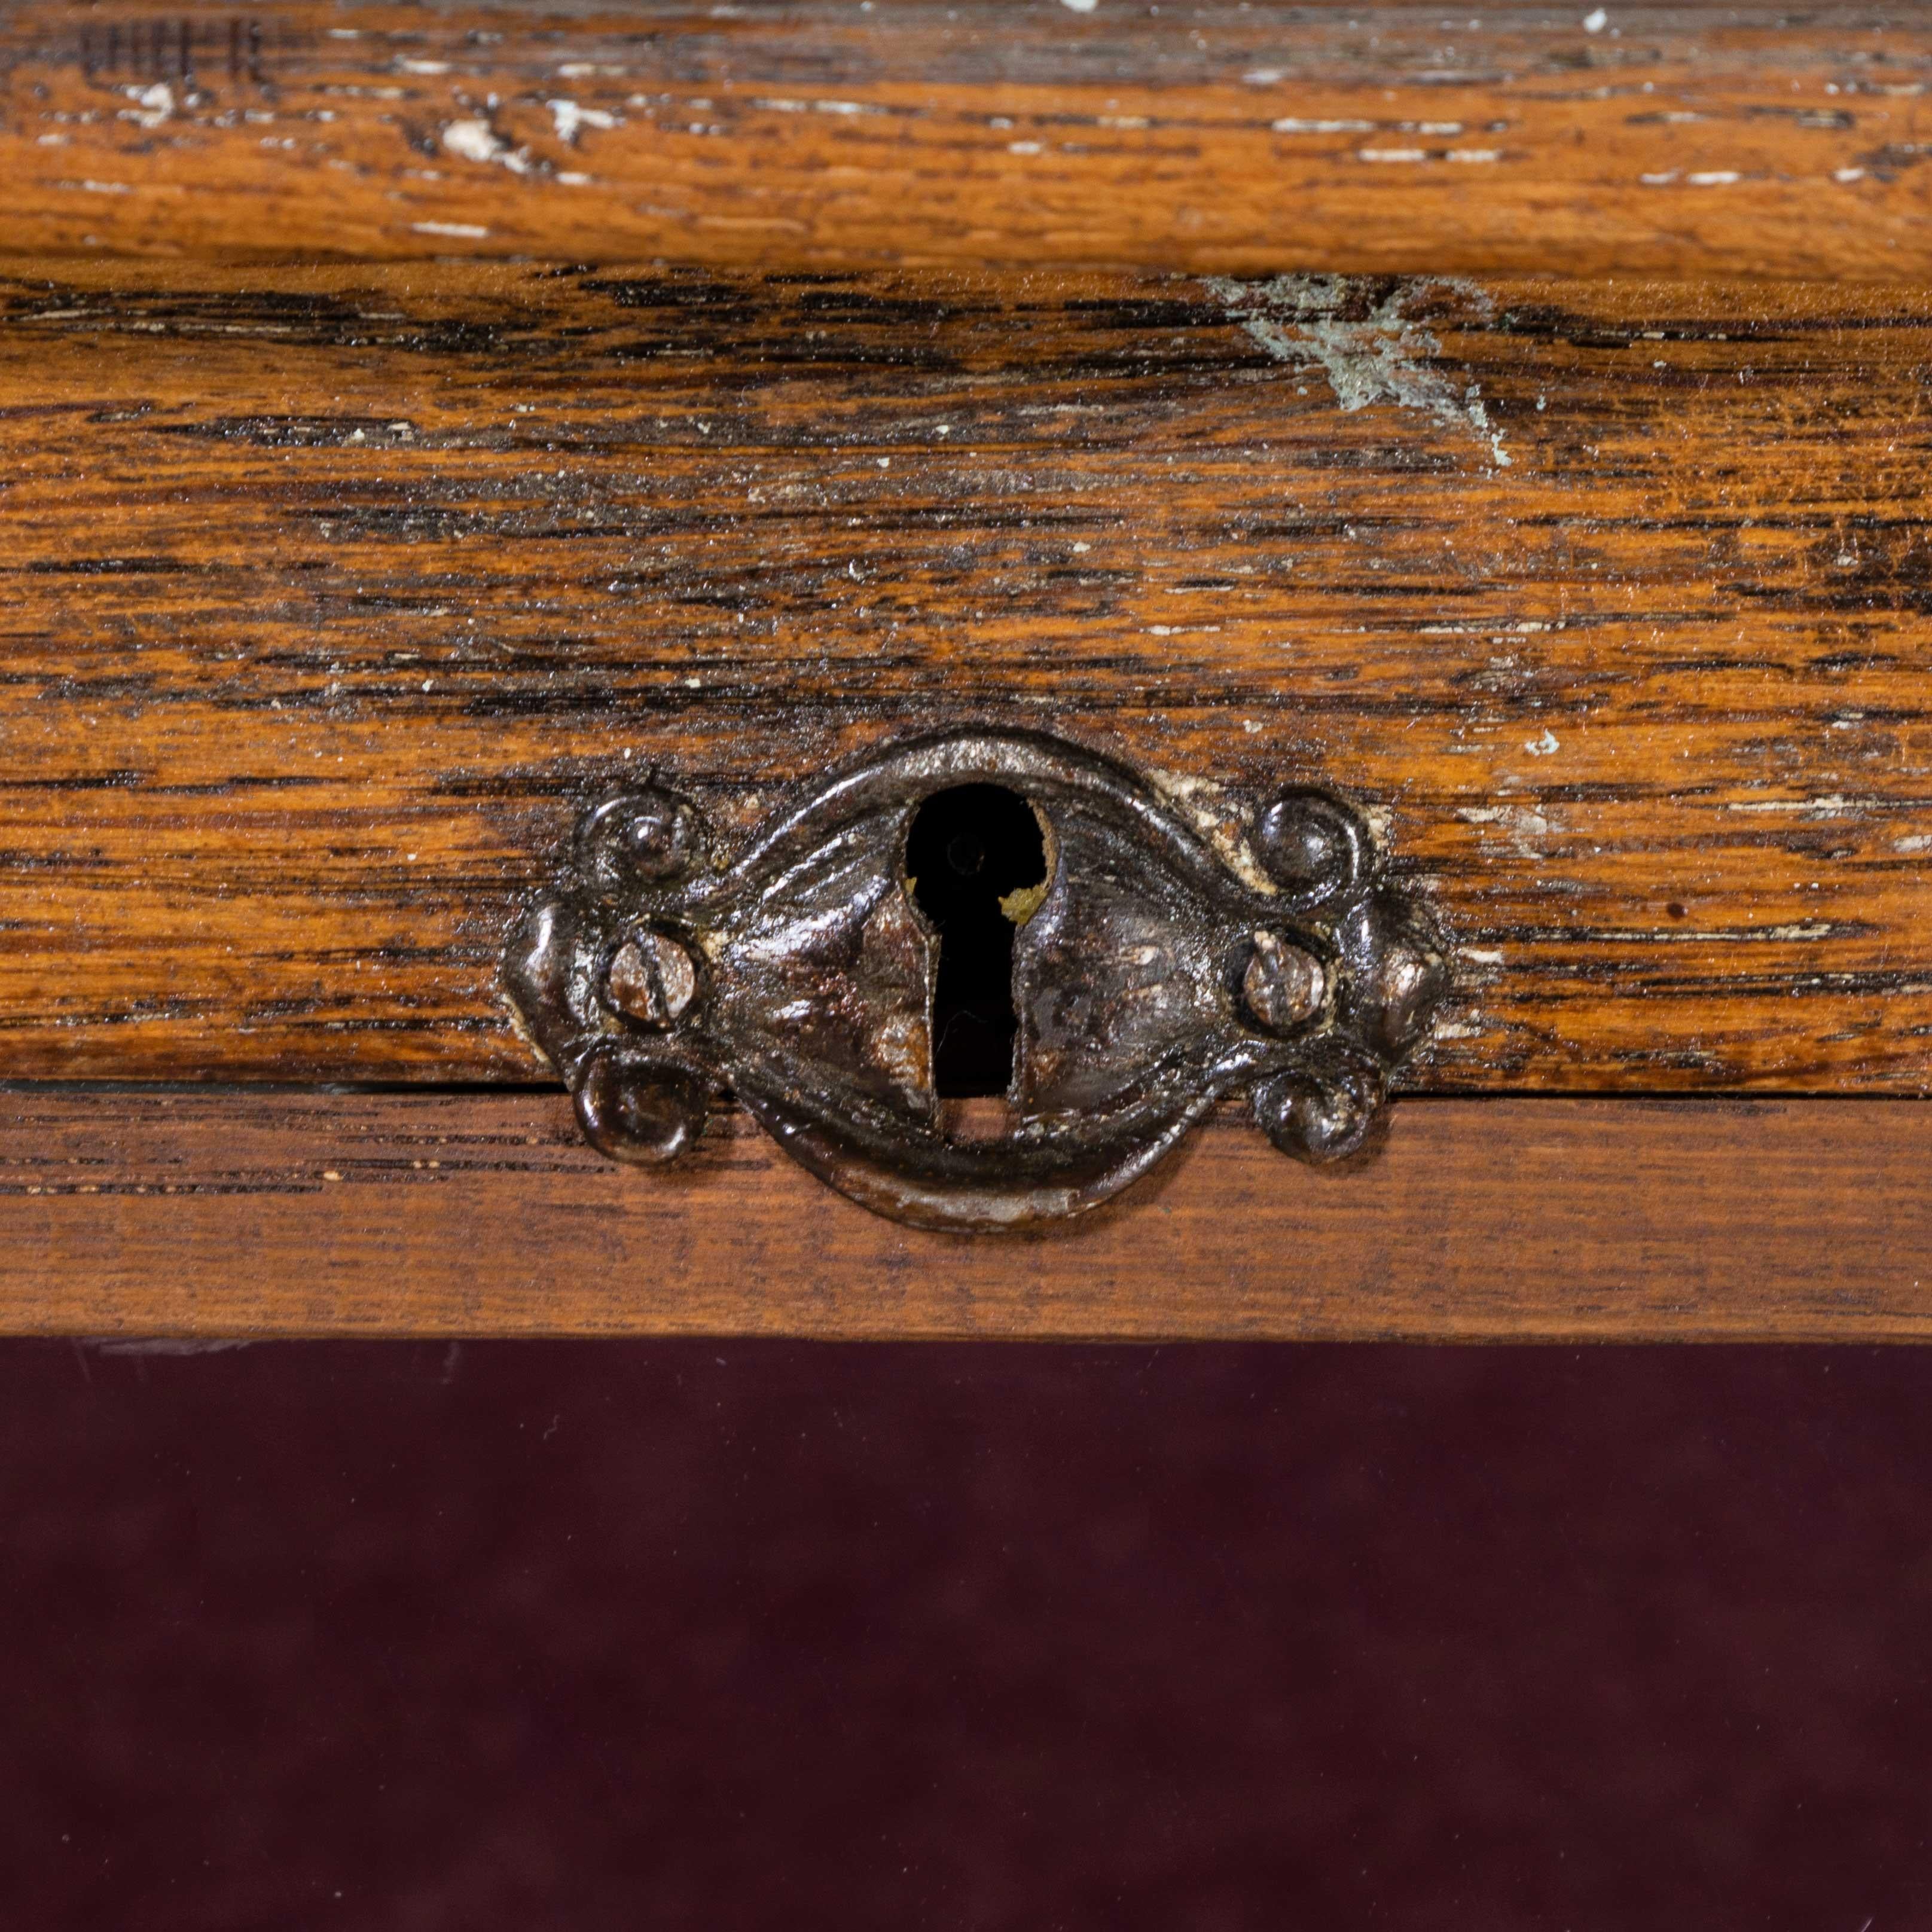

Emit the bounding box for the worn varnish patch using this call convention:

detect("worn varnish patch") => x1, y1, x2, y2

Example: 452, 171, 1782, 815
0, 2, 1928, 276
1, 261, 1930, 1090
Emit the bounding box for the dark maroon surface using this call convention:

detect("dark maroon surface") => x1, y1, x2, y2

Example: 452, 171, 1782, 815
0, 1341, 1925, 1927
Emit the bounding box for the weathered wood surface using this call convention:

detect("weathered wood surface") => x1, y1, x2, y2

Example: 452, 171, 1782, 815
1, 3, 1929, 277
4, 261, 1932, 1090
3, 1089, 1927, 1338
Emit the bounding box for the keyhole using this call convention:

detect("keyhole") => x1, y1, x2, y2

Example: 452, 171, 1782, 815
905, 784, 1049, 1097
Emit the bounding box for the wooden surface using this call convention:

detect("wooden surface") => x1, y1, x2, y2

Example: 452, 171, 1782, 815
1, 3, 1929, 277
4, 1088, 1928, 1338
7, 4, 1931, 1340
3, 260, 1931, 1090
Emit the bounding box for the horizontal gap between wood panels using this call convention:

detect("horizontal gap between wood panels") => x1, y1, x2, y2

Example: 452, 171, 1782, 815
5, 1091, 1930, 1344
7, 1082, 1928, 1102
2, 1082, 1929, 1112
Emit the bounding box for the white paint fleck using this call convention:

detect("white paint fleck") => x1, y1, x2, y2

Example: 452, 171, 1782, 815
1587, 923, 1835, 943
1894, 834, 1932, 853
1244, 68, 1285, 84
1458, 803, 1558, 857
557, 171, 594, 185
1272, 118, 1374, 133
547, 98, 619, 143
1447, 149, 1501, 163
123, 83, 174, 129
1144, 770, 1281, 895
413, 220, 490, 237
75, 179, 132, 194
1206, 273, 1511, 467
399, 59, 451, 75
1009, 141, 1043, 154
444, 116, 536, 174
1524, 728, 1560, 756
1061, 0, 1099, 12
1582, 7, 1607, 30
1360, 148, 1429, 163
442, 118, 495, 158
759, 96, 881, 117
1640, 170, 1679, 185
1835, 167, 1866, 183
1464, 948, 1506, 965
1726, 793, 1869, 819
444, 118, 506, 162
1687, 170, 1741, 186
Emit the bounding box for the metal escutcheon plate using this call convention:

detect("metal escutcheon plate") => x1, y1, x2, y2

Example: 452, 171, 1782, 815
504, 728, 1449, 1232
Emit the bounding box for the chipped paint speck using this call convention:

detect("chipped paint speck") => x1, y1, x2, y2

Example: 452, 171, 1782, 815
546, 98, 620, 144
122, 83, 175, 130
441, 118, 531, 173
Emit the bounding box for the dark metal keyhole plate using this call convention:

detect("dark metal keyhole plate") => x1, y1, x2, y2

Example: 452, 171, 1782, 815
504, 728, 1449, 1232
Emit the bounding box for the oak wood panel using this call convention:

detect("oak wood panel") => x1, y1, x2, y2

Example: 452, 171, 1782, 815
4, 261, 1932, 1089
1, 3, 1930, 277
4, 1089, 1928, 1338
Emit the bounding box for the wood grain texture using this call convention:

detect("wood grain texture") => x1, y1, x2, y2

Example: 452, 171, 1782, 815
2, 2, 1930, 277
4, 1088, 1928, 1338
4, 260, 1931, 1091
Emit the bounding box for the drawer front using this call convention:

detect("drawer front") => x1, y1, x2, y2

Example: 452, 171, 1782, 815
5, 2, 1930, 1332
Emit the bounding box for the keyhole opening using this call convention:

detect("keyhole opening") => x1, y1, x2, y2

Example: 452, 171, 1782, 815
905, 784, 1049, 1097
